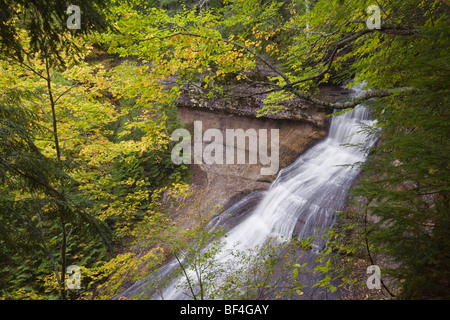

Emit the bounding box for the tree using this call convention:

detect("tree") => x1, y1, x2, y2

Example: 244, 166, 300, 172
1, 0, 448, 300
100, 0, 449, 299
100, 0, 428, 114
0, 54, 114, 299
0, 0, 115, 299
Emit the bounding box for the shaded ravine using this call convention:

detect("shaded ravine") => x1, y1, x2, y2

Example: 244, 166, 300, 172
116, 83, 378, 300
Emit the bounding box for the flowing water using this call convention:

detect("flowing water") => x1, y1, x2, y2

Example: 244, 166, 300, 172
117, 83, 379, 300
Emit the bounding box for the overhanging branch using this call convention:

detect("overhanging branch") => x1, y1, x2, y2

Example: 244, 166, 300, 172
287, 86, 421, 110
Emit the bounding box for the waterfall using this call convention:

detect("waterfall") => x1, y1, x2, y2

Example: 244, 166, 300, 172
117, 83, 379, 300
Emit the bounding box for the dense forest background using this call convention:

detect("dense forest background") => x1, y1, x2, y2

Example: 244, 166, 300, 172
0, 0, 448, 300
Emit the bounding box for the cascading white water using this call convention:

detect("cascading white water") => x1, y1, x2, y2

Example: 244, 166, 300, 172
116, 83, 378, 300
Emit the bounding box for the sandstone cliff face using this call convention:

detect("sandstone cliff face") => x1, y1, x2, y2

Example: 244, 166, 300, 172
168, 85, 352, 227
